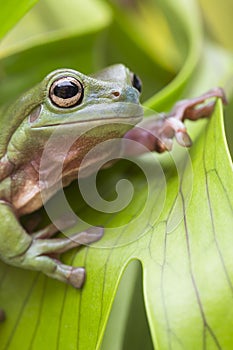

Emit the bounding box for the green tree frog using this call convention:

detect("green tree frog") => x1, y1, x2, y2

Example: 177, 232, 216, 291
0, 64, 226, 321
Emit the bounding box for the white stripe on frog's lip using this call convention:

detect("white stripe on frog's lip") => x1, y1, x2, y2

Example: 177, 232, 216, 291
30, 101, 143, 128
30, 115, 143, 129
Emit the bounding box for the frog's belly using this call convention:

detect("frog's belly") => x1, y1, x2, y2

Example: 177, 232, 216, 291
13, 143, 122, 216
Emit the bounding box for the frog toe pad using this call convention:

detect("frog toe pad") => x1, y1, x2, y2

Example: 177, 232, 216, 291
68, 267, 86, 288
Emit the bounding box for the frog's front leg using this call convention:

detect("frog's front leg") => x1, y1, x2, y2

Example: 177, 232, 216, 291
0, 201, 103, 288
123, 87, 227, 155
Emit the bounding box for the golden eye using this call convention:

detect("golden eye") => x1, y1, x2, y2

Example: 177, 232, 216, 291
49, 76, 84, 108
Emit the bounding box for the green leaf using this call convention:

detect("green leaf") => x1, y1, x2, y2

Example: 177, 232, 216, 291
102, 261, 154, 350
0, 0, 39, 40
142, 101, 233, 349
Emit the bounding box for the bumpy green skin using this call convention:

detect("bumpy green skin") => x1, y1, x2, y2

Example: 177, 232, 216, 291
0, 64, 143, 297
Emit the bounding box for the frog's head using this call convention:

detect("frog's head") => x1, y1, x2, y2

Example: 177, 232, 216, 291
31, 63, 143, 128
0, 65, 143, 182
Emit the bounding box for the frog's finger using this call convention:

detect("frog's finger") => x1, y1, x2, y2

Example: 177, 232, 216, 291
0, 202, 103, 288
31, 213, 78, 239
124, 87, 226, 154
22, 227, 103, 288
32, 226, 104, 255
169, 87, 227, 121
182, 101, 216, 121
33, 255, 86, 288
31, 223, 59, 239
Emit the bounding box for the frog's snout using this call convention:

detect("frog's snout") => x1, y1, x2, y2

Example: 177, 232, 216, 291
110, 86, 140, 104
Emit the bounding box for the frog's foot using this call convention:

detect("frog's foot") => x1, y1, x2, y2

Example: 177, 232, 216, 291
124, 87, 227, 154
0, 309, 6, 322
22, 226, 104, 288
154, 87, 227, 152
32, 214, 77, 239
169, 87, 227, 121
0, 203, 103, 289
31, 223, 59, 239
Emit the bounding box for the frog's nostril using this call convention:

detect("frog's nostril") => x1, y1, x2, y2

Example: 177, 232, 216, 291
112, 91, 120, 98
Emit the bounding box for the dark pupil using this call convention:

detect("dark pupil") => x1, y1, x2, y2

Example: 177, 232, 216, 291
132, 74, 142, 93
54, 81, 79, 99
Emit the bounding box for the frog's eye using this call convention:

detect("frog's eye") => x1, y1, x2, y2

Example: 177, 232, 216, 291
131, 73, 142, 93
49, 76, 84, 108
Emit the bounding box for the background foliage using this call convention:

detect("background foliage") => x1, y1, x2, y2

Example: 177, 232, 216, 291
0, 0, 232, 349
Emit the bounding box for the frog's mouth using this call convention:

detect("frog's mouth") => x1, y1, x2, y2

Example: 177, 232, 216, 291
31, 102, 144, 129
37, 115, 142, 128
